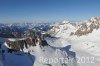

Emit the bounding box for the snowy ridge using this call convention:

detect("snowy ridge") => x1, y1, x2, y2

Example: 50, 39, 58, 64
3, 38, 76, 66
47, 17, 100, 66
1, 29, 76, 66
0, 17, 100, 66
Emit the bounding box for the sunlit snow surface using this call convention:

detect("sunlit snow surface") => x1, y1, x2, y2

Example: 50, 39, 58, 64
48, 20, 100, 66
1, 19, 100, 66
45, 37, 70, 48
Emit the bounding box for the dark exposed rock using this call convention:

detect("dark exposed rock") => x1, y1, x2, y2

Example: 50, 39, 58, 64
5, 29, 51, 52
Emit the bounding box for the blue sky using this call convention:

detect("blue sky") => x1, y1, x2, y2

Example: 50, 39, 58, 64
0, 0, 100, 23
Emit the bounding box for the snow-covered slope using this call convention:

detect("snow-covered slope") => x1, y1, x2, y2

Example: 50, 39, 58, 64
0, 17, 100, 66
47, 17, 100, 66
1, 30, 76, 66
7, 38, 77, 66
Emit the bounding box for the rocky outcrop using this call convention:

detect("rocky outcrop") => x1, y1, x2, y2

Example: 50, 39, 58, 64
48, 17, 100, 37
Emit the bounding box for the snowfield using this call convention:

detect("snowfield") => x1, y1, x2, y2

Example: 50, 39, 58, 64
47, 17, 100, 66
0, 17, 100, 66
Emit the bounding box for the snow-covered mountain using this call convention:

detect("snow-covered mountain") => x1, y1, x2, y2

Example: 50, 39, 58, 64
0, 17, 100, 66
47, 17, 100, 66
0, 29, 74, 66
49, 17, 100, 36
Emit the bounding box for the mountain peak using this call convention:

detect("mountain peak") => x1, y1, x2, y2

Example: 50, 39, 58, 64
90, 17, 100, 22
62, 20, 69, 24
